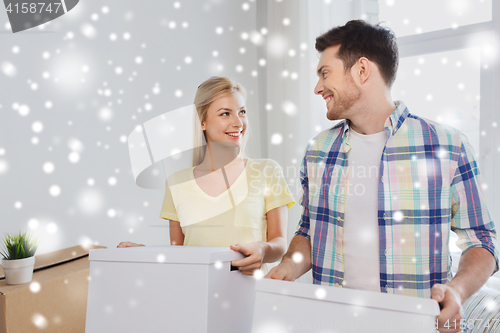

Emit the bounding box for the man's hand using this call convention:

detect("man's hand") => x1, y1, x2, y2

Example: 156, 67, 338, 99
264, 235, 312, 281
230, 242, 266, 276
265, 260, 297, 281
431, 247, 496, 332
432, 284, 462, 333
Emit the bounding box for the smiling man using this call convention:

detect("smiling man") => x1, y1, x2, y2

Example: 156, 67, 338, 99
266, 20, 499, 333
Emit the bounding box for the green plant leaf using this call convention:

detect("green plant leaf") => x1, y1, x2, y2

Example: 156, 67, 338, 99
1, 230, 39, 260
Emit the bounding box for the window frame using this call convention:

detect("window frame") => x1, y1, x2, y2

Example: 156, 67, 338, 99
372, 0, 500, 223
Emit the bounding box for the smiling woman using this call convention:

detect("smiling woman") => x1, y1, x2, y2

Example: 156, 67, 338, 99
192, 76, 250, 168
118, 77, 295, 276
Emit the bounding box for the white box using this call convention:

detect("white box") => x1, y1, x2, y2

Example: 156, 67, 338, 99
85, 246, 256, 333
251, 279, 439, 333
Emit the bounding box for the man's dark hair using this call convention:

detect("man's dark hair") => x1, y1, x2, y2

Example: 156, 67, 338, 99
315, 20, 398, 87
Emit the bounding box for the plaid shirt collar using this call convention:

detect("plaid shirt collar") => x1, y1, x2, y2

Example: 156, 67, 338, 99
339, 100, 410, 152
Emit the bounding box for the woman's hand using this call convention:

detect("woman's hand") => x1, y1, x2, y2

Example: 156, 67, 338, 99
230, 242, 267, 275
117, 241, 145, 248
230, 206, 289, 275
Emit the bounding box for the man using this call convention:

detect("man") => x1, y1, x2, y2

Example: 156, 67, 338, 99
266, 20, 499, 333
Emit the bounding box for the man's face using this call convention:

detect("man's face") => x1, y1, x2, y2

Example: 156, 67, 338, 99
314, 45, 361, 121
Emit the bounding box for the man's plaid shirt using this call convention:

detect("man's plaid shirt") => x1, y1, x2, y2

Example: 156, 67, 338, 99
296, 101, 499, 298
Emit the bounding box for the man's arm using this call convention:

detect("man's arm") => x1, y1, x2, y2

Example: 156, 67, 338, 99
432, 134, 499, 332
265, 235, 312, 281
266, 142, 313, 281
432, 247, 496, 333
445, 247, 496, 302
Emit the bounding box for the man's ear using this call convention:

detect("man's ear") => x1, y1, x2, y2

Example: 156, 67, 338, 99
356, 57, 371, 84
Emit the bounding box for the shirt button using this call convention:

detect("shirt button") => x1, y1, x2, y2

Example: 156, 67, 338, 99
384, 249, 388, 255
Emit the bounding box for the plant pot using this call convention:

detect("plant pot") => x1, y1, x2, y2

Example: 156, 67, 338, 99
1, 256, 35, 285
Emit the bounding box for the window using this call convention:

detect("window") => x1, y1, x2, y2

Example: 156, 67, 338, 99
379, 0, 492, 37
373, 0, 499, 225
392, 48, 481, 158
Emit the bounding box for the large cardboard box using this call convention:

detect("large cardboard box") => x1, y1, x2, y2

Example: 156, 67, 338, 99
0, 245, 105, 333
85, 246, 256, 333
252, 279, 440, 333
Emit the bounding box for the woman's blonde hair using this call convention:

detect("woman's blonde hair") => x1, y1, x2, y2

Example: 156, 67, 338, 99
192, 76, 249, 166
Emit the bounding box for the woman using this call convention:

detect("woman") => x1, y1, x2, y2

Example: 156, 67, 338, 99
118, 76, 294, 275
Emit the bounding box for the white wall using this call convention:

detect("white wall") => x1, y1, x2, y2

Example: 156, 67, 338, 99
0, 0, 263, 254
256, 0, 361, 281
256, 0, 359, 244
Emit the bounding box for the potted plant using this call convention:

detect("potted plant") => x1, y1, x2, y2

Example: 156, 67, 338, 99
1, 231, 39, 285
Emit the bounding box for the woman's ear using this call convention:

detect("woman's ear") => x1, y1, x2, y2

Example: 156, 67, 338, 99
201, 122, 206, 130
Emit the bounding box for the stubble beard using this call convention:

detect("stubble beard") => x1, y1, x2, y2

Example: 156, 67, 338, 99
326, 74, 361, 121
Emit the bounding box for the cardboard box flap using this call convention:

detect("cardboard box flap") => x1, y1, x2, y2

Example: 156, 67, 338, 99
255, 279, 441, 317
89, 246, 244, 264
0, 244, 105, 280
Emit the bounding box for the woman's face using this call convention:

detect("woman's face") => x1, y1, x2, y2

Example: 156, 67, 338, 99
201, 92, 247, 147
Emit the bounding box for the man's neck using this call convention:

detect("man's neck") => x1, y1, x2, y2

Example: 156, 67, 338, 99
348, 97, 396, 135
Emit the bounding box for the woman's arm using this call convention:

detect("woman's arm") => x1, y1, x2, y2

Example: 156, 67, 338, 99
117, 241, 145, 248
230, 205, 287, 275
262, 205, 288, 262
169, 220, 185, 246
